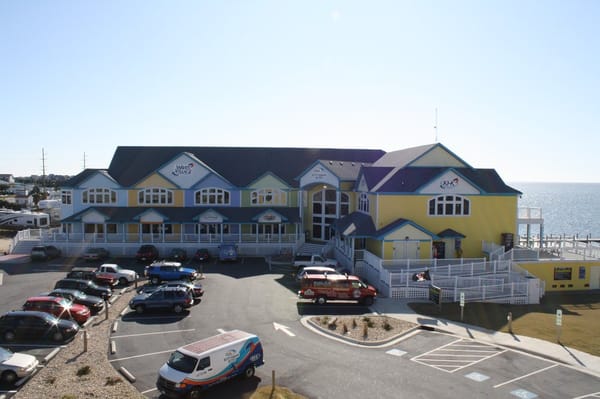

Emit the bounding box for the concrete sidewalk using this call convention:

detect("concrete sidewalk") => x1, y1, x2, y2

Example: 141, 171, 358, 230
371, 297, 600, 377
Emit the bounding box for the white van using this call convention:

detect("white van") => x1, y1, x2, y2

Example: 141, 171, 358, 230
156, 330, 264, 398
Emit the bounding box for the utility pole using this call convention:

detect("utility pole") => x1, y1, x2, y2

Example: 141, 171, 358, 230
434, 108, 438, 142
41, 148, 47, 194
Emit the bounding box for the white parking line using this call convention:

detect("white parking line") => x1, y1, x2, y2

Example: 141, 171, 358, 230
111, 328, 195, 339
109, 348, 174, 362
493, 364, 559, 388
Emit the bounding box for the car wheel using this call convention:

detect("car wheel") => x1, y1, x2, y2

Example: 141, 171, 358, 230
316, 296, 327, 305
52, 331, 64, 342
188, 389, 202, 399
1, 370, 18, 385
173, 304, 184, 314
3, 330, 16, 342
151, 276, 160, 285
243, 366, 255, 379
362, 296, 374, 306
119, 277, 128, 286
135, 305, 145, 314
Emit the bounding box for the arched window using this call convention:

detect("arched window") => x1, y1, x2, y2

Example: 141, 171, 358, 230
251, 188, 286, 206
82, 188, 117, 204
428, 195, 470, 216
195, 188, 230, 205
138, 188, 173, 205
358, 192, 369, 213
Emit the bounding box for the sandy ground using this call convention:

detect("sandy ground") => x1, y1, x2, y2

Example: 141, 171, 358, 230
0, 238, 12, 254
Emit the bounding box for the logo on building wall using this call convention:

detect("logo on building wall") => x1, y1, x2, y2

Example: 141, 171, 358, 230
439, 177, 459, 190
311, 166, 327, 181
172, 162, 195, 177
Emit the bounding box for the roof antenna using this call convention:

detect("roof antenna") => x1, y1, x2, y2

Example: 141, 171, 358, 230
434, 108, 438, 142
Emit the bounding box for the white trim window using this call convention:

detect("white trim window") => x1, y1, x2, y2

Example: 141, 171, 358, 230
82, 188, 117, 204
428, 195, 470, 216
195, 188, 230, 205
358, 192, 369, 213
61, 190, 72, 205
138, 187, 173, 205
251, 188, 286, 206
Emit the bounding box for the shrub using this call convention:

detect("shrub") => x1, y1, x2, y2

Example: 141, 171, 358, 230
352, 318, 358, 329
383, 320, 393, 331
362, 322, 369, 338
342, 323, 348, 334
105, 376, 123, 386
76, 365, 91, 377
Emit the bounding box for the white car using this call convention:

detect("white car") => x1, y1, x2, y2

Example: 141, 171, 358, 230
0, 346, 39, 385
97, 263, 139, 285
296, 266, 342, 281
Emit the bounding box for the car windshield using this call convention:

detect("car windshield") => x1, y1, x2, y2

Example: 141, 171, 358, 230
167, 351, 197, 373
0, 347, 13, 361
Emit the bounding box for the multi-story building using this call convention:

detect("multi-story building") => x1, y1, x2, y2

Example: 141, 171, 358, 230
57, 143, 520, 262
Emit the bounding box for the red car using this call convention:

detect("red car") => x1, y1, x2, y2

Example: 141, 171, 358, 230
22, 296, 91, 325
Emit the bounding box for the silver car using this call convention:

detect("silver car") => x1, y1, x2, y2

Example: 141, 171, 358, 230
0, 346, 39, 385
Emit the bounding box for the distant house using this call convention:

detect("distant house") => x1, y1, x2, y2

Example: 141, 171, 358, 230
0, 174, 14, 187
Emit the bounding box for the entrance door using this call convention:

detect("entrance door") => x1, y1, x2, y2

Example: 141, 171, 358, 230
433, 241, 445, 259
392, 240, 419, 259
591, 267, 600, 290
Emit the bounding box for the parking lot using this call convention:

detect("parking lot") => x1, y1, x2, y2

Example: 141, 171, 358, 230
1, 256, 600, 398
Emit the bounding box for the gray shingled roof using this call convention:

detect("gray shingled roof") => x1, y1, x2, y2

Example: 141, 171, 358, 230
106, 147, 386, 187
62, 206, 301, 224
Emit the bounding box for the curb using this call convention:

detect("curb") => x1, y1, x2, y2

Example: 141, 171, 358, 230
302, 316, 421, 348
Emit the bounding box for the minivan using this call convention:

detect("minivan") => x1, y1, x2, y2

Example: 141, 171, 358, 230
298, 274, 377, 305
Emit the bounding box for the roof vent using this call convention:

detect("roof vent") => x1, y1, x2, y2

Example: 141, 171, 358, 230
329, 161, 333, 165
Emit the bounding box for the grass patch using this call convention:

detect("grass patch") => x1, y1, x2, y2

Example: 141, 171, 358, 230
408, 292, 600, 356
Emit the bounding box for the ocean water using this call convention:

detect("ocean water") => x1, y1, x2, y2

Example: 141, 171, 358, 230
510, 182, 600, 238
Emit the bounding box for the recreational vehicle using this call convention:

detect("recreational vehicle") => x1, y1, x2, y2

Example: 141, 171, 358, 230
0, 209, 50, 230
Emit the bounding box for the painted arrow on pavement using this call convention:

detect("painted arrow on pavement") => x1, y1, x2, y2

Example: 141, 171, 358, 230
273, 322, 296, 337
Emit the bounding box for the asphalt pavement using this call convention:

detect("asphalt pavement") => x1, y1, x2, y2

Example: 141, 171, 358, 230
370, 297, 600, 377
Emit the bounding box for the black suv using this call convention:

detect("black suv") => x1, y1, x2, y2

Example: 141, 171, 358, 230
0, 310, 80, 343
136, 245, 159, 262
54, 278, 112, 300
129, 286, 193, 314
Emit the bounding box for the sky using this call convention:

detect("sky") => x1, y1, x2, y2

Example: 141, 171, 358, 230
1, 1, 599, 183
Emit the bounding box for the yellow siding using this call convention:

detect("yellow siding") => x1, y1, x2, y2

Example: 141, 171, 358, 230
517, 261, 600, 291
376, 194, 518, 258
249, 174, 288, 189
137, 174, 176, 188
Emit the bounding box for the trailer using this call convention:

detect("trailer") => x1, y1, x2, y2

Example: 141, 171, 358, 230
0, 208, 50, 230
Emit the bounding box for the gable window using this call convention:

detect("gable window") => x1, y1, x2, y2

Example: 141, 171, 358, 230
82, 188, 117, 204
251, 188, 286, 206
358, 192, 369, 213
138, 188, 173, 205
428, 195, 470, 216
195, 188, 230, 205
61, 190, 72, 205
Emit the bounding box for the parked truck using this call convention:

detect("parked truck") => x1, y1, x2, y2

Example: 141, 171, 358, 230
97, 263, 139, 286
293, 253, 338, 269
